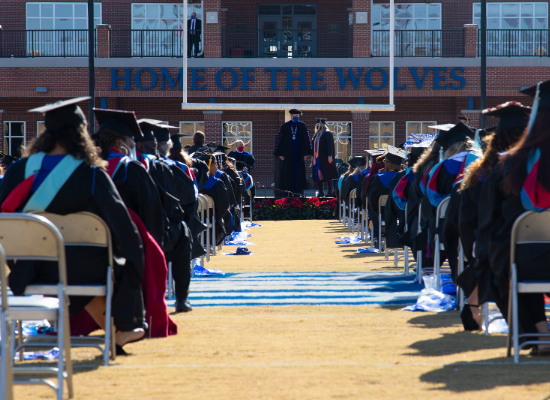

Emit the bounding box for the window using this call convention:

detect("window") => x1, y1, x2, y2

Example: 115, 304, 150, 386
131, 2, 203, 57
372, 3, 442, 30
26, 2, 101, 56
3, 122, 26, 158
406, 121, 437, 138
222, 122, 252, 153
369, 122, 395, 150
37, 121, 46, 136
325, 122, 352, 162
473, 3, 549, 56
179, 121, 205, 148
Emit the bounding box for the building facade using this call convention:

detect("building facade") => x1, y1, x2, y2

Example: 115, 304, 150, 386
1, 0, 549, 186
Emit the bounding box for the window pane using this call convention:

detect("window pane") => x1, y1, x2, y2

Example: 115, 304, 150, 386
258, 5, 280, 15
415, 19, 427, 30
197, 123, 205, 132
11, 138, 25, 158
428, 19, 440, 29
381, 5, 390, 19
535, 17, 548, 29
502, 3, 519, 18
3, 122, 9, 136
396, 5, 413, 18
427, 4, 441, 18
414, 4, 426, 19
42, 19, 54, 29
133, 19, 145, 29
474, 3, 481, 18
180, 122, 195, 135
293, 5, 316, 15
535, 3, 547, 17
134, 4, 145, 18
282, 5, 292, 15
161, 4, 178, 19
74, 18, 87, 29
146, 4, 159, 18
74, 3, 86, 18
502, 18, 520, 29
37, 121, 46, 136
146, 19, 159, 29
372, 5, 380, 19
42, 4, 54, 17
56, 18, 73, 29
521, 3, 534, 17
488, 18, 500, 29
27, 18, 40, 30
27, 3, 40, 17
55, 3, 73, 18
522, 18, 534, 29
488, 4, 500, 18
94, 3, 101, 18
11, 122, 25, 136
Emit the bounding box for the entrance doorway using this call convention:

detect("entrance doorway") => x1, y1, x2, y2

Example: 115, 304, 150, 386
258, 4, 317, 58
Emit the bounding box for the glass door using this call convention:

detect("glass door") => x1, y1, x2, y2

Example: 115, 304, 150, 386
258, 17, 282, 57
293, 17, 316, 57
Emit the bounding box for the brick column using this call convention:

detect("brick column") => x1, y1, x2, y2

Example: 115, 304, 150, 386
96, 24, 111, 58
203, 111, 223, 144
352, 112, 370, 155
352, 0, 371, 58
464, 24, 478, 58
203, 0, 221, 58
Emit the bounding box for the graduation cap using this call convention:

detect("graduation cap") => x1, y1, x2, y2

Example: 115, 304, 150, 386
521, 80, 550, 110
364, 149, 387, 160
434, 123, 475, 150
403, 133, 436, 149
289, 109, 302, 115
385, 146, 406, 164
94, 109, 143, 140
458, 116, 470, 123
28, 96, 90, 133
348, 156, 366, 168
0, 153, 18, 166
315, 118, 327, 125
215, 145, 230, 154
428, 123, 455, 132
483, 101, 531, 131
137, 120, 158, 142
170, 134, 185, 152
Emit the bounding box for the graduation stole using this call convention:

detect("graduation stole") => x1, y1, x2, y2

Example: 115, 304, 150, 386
1, 152, 83, 213
393, 167, 414, 211
176, 160, 198, 199
426, 152, 471, 207
452, 151, 481, 187
106, 149, 131, 181
520, 148, 550, 212
239, 171, 254, 191
378, 170, 398, 189
313, 131, 323, 181
203, 174, 220, 190
419, 166, 433, 195
136, 151, 156, 172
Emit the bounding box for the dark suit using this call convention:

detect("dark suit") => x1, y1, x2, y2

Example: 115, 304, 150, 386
187, 18, 202, 57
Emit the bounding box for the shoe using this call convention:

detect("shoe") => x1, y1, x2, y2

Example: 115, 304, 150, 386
115, 324, 148, 356
529, 347, 550, 356
175, 298, 193, 313
460, 304, 480, 331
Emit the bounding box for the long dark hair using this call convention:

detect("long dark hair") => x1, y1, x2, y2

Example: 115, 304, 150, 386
461, 127, 525, 191
412, 141, 441, 174
169, 147, 192, 167
24, 122, 106, 168
502, 111, 550, 195
91, 129, 127, 160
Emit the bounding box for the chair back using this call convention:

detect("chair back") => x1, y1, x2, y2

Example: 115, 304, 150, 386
33, 212, 112, 265
349, 189, 356, 201
0, 244, 8, 313
435, 197, 451, 228
378, 195, 389, 214
510, 210, 550, 265
0, 214, 67, 286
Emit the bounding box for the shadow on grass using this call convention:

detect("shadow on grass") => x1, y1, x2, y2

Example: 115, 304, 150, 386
407, 312, 462, 329
406, 331, 506, 357
419, 357, 550, 392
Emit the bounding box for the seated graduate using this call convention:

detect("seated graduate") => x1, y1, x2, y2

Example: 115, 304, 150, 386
475, 84, 550, 354
360, 150, 387, 210
91, 110, 176, 338
366, 147, 405, 247
196, 151, 231, 246
235, 157, 256, 215
0, 154, 18, 181
227, 139, 255, 170
340, 156, 365, 205
218, 149, 243, 233
187, 130, 208, 155
0, 97, 146, 351
385, 145, 425, 250
456, 102, 530, 330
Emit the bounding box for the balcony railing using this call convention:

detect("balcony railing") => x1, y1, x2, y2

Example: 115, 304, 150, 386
0, 29, 94, 57
221, 28, 353, 58
372, 30, 464, 57
477, 29, 548, 57
110, 29, 198, 58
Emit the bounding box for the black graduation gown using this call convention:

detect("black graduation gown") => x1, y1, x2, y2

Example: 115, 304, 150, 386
383, 170, 407, 249
406, 172, 430, 264
192, 159, 210, 191
312, 130, 338, 182
455, 182, 483, 296
341, 174, 359, 205
112, 160, 165, 248
366, 171, 399, 241
475, 166, 550, 337
224, 167, 244, 232
200, 174, 231, 245
442, 184, 462, 282
273, 121, 313, 192
0, 159, 145, 330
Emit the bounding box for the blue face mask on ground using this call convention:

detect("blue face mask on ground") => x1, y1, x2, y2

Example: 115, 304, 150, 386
292, 116, 300, 122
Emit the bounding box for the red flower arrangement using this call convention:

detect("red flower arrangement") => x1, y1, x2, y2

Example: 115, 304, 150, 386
253, 196, 336, 220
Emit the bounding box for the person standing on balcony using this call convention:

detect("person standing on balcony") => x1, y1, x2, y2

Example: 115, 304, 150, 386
187, 12, 202, 58
274, 109, 313, 196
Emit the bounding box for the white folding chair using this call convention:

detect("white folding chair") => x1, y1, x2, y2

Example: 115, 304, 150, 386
458, 240, 465, 311
401, 202, 416, 275
0, 214, 73, 400
22, 212, 115, 367
202, 194, 217, 257
348, 189, 357, 233
416, 203, 423, 281
0, 244, 14, 400
365, 197, 374, 250
433, 197, 452, 291
507, 210, 550, 363
242, 190, 253, 223
378, 195, 389, 257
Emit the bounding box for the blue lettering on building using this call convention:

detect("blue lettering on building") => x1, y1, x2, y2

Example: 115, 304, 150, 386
109, 67, 467, 91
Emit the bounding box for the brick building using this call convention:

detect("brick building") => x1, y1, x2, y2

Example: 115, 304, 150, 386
1, 0, 549, 186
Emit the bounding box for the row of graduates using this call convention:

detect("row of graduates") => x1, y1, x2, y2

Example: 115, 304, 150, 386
339, 83, 550, 355
0, 96, 249, 355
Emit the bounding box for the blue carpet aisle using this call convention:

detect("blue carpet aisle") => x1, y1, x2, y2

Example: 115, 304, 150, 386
168, 272, 423, 307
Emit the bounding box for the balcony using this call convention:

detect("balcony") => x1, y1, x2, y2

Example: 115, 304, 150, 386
477, 29, 548, 57
0, 29, 94, 58
371, 30, 465, 57
221, 29, 353, 58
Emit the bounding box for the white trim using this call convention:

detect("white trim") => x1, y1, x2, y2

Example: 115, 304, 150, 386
36, 121, 46, 137
222, 121, 253, 153
369, 121, 395, 150
26, 2, 102, 30
3, 121, 27, 155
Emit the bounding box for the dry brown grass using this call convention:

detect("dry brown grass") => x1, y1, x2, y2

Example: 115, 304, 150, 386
12, 220, 550, 399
